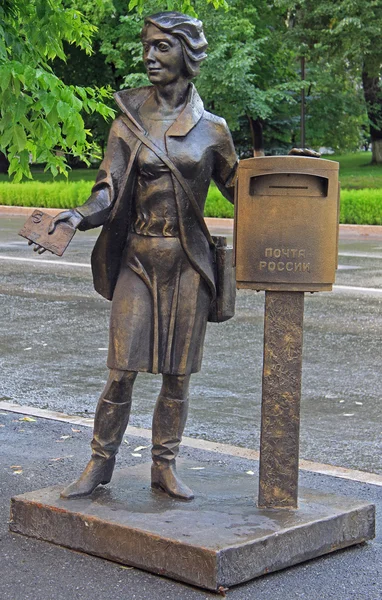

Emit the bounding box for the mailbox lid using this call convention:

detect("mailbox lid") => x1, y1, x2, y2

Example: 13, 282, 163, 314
237, 155, 339, 173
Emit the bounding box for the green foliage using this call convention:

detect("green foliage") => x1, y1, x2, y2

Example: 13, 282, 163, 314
196, 1, 288, 128
127, 0, 228, 17
303, 61, 368, 153
83, 0, 304, 153
0, 0, 115, 181
276, 0, 382, 156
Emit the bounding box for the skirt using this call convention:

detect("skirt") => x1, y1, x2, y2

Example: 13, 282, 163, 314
107, 233, 211, 375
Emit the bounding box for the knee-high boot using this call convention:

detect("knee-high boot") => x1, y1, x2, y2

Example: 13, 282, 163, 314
61, 370, 136, 499
151, 395, 194, 501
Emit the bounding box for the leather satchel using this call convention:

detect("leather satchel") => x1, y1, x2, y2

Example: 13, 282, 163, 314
208, 235, 236, 323
121, 116, 236, 323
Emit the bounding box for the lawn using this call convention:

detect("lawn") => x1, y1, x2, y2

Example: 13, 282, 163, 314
1, 152, 380, 189
323, 152, 382, 189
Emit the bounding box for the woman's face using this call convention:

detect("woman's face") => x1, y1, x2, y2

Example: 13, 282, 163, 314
142, 24, 187, 85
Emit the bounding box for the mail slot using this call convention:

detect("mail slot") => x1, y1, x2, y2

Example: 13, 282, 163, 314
234, 156, 340, 292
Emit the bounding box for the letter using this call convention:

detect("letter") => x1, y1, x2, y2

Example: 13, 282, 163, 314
302, 263, 310, 272
299, 249, 306, 258
265, 248, 273, 258
274, 249, 281, 258
259, 261, 267, 270
291, 249, 297, 258
295, 262, 302, 271
282, 249, 290, 258
286, 262, 293, 271
277, 262, 285, 271
268, 261, 276, 272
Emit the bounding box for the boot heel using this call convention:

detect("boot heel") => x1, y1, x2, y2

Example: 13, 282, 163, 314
101, 456, 115, 485
151, 461, 194, 501
101, 458, 115, 484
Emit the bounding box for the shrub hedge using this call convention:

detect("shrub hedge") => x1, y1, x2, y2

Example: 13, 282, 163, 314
339, 188, 382, 225
0, 181, 381, 224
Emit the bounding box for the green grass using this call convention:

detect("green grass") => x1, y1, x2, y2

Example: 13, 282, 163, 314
323, 152, 382, 190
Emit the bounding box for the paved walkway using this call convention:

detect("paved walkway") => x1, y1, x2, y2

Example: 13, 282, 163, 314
1, 214, 382, 474
1, 206, 382, 598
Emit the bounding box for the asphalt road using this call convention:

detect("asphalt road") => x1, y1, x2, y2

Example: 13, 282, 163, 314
1, 216, 382, 474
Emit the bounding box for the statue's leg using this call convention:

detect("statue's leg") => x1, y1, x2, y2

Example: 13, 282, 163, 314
61, 369, 137, 499
151, 374, 194, 500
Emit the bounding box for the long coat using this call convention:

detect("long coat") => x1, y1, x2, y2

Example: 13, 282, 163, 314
76, 83, 238, 301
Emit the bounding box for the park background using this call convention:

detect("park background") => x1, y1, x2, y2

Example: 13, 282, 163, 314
0, 0, 382, 223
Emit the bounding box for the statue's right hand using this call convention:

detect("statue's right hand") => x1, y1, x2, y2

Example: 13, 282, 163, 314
49, 209, 83, 234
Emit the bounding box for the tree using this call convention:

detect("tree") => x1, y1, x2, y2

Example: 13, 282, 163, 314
66, 0, 304, 156
194, 0, 302, 155
0, 0, 115, 180
278, 0, 382, 162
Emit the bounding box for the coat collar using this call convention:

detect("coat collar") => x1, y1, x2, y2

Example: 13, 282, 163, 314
113, 83, 204, 137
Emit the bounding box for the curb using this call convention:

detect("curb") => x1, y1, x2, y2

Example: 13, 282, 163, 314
2, 205, 382, 237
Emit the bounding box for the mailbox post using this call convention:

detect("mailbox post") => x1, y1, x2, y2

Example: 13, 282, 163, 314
235, 156, 340, 509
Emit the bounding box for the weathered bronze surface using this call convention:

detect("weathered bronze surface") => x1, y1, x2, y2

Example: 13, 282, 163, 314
235, 156, 339, 291
10, 461, 375, 591
23, 12, 238, 502
258, 291, 304, 509
18, 210, 76, 256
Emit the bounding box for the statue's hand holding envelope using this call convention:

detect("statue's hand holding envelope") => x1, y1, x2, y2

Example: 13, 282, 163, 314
18, 209, 80, 256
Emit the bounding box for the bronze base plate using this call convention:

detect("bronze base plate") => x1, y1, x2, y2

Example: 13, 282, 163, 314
9, 461, 375, 591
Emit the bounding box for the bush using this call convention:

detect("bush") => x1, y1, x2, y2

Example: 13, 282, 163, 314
0, 180, 235, 217
0, 180, 381, 224
340, 189, 382, 225
0, 181, 92, 209
204, 185, 234, 218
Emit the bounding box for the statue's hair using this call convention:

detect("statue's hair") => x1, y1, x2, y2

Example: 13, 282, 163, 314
143, 12, 208, 78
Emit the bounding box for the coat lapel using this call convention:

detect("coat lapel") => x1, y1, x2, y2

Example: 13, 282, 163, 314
113, 83, 204, 138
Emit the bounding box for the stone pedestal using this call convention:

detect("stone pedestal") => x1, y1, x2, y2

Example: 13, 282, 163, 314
10, 461, 375, 591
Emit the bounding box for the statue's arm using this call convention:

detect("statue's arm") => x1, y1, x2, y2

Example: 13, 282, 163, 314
51, 117, 130, 233
211, 120, 239, 204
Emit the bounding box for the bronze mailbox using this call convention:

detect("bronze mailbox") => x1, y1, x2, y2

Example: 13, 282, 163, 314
235, 156, 340, 292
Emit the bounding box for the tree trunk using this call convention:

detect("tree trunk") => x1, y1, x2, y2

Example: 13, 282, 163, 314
362, 66, 382, 164
372, 139, 382, 164
248, 116, 265, 157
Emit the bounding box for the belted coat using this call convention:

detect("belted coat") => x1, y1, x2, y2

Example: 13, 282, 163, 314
76, 83, 238, 301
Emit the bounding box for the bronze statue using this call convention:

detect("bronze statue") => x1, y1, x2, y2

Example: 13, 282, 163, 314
43, 12, 238, 501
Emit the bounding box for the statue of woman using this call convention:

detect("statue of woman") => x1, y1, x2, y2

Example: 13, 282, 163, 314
50, 11, 238, 501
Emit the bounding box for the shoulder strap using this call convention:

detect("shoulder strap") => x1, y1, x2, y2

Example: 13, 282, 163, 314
121, 115, 215, 248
